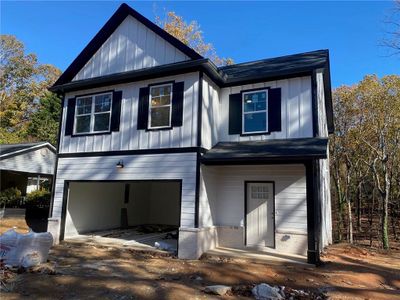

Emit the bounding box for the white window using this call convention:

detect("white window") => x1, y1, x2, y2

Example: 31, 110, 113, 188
148, 84, 172, 129
242, 90, 268, 134
74, 92, 112, 134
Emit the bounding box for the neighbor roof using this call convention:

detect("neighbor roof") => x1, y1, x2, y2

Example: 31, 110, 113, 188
0, 142, 56, 159
201, 138, 328, 164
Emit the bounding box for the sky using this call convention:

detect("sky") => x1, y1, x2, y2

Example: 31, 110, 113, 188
1, 1, 399, 87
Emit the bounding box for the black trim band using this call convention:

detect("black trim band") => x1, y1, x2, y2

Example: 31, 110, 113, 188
58, 147, 207, 158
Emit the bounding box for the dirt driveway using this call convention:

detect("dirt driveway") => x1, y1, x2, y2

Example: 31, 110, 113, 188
1, 240, 399, 300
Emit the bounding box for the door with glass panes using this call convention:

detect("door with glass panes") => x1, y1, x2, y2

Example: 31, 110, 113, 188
246, 182, 274, 247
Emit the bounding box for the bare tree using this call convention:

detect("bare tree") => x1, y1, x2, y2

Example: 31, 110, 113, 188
382, 0, 400, 55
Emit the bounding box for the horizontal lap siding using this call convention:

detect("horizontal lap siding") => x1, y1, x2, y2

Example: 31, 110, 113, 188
73, 16, 189, 81
219, 76, 313, 141
52, 153, 197, 228
1, 148, 55, 175
60, 72, 199, 153
213, 165, 307, 234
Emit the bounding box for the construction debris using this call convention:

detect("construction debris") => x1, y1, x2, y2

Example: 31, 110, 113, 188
0, 229, 53, 267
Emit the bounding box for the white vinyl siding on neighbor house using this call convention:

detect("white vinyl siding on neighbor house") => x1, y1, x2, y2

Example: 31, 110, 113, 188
0, 147, 55, 175
219, 76, 313, 142
52, 152, 197, 228
60, 72, 199, 153
73, 16, 190, 81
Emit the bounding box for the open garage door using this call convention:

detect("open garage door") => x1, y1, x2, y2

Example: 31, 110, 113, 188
61, 180, 181, 252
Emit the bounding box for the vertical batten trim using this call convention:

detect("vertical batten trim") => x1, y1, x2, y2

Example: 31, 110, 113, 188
194, 71, 203, 228
311, 70, 319, 137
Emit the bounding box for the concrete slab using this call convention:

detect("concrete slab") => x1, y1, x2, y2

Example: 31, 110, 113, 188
65, 228, 177, 253
205, 247, 308, 265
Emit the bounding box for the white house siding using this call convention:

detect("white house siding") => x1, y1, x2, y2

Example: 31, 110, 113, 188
316, 69, 332, 247
73, 16, 189, 81
198, 164, 308, 256
60, 72, 199, 153
0, 147, 55, 175
51, 152, 197, 232
198, 166, 218, 227
219, 76, 313, 142
201, 74, 221, 149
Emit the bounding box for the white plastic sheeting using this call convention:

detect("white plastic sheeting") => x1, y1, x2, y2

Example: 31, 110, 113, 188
0, 229, 53, 267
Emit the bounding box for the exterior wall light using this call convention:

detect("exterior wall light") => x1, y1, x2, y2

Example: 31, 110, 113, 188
116, 160, 124, 168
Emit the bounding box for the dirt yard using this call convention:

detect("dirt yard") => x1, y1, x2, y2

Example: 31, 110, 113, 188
1, 218, 399, 300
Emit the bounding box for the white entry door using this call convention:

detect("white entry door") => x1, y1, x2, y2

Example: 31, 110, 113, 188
246, 182, 274, 247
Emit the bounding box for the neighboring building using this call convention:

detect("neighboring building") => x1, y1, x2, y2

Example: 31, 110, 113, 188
48, 3, 333, 263
0, 142, 56, 196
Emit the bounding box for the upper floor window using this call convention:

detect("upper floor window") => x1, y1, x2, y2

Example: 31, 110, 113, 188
74, 92, 112, 134
242, 90, 268, 134
148, 84, 172, 129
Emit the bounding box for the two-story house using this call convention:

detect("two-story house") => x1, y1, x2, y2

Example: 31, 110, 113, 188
48, 3, 333, 264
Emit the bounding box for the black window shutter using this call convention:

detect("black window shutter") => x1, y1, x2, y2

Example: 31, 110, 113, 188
171, 81, 184, 127
65, 98, 76, 136
137, 87, 149, 130
268, 88, 282, 132
111, 91, 122, 132
228, 93, 242, 135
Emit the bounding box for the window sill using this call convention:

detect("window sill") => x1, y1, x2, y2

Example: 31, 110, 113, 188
240, 131, 271, 137
71, 131, 112, 137
145, 127, 173, 132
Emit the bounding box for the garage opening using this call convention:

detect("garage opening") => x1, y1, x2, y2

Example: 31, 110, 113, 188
62, 180, 181, 253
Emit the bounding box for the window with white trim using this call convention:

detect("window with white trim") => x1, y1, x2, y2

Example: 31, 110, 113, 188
74, 92, 112, 134
242, 90, 268, 134
148, 84, 172, 129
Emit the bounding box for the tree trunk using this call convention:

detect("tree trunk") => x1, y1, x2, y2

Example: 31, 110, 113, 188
369, 190, 375, 247
347, 200, 353, 244
382, 167, 390, 249
357, 182, 362, 231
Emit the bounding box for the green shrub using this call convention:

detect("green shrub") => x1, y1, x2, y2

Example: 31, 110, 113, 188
26, 189, 51, 207
0, 187, 22, 207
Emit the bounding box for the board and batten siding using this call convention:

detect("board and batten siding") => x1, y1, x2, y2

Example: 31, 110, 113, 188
201, 74, 221, 149
219, 76, 313, 142
73, 16, 190, 81
52, 152, 197, 228
316, 69, 333, 247
0, 147, 55, 175
60, 72, 199, 153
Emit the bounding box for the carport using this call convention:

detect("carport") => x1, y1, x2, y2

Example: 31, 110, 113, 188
61, 180, 181, 253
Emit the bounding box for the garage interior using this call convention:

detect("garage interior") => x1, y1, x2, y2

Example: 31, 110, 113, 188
63, 181, 181, 253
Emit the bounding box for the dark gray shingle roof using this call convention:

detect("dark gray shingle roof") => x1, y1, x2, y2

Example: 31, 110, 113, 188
220, 50, 329, 84
201, 138, 328, 164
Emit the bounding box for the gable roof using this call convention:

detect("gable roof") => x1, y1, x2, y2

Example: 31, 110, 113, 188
0, 142, 56, 160
53, 3, 203, 86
